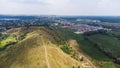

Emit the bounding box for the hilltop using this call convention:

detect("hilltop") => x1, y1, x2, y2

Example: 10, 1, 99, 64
0, 26, 97, 68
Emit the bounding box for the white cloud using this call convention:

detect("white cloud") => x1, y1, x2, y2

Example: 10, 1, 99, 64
0, 0, 120, 15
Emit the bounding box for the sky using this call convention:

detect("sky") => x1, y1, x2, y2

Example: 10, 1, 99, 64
0, 0, 120, 16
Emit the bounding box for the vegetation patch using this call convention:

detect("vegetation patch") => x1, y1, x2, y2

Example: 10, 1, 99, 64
60, 42, 78, 60
0, 34, 16, 48
102, 63, 120, 68
0, 33, 26, 50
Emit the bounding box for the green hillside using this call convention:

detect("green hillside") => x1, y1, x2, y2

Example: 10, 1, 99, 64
88, 34, 120, 58
51, 27, 120, 68
0, 27, 83, 68
0, 34, 16, 48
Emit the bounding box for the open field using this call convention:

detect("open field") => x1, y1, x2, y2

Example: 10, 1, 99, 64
88, 34, 120, 58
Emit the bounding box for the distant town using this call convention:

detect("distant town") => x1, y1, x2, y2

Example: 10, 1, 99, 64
1, 15, 120, 34
52, 19, 111, 34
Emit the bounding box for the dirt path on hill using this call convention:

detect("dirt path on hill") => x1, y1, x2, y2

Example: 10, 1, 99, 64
41, 36, 51, 68
44, 45, 51, 68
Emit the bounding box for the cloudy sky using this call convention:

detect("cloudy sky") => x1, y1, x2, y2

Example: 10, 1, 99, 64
0, 0, 120, 16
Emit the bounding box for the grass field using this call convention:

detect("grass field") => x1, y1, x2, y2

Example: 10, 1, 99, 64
88, 34, 120, 58
102, 63, 120, 68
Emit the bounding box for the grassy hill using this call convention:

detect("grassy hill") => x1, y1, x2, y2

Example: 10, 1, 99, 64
0, 27, 83, 68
